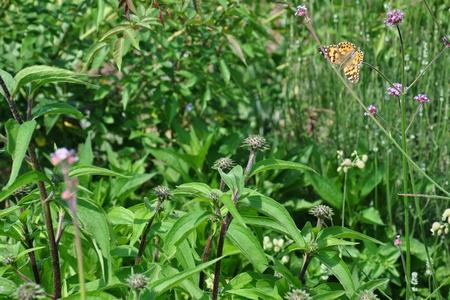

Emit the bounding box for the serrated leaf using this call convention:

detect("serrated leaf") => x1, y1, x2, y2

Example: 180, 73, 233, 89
83, 42, 108, 71
113, 37, 125, 71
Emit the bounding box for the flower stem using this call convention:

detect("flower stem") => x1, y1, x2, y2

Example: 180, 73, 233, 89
397, 24, 412, 298
0, 76, 62, 299
341, 172, 348, 227
135, 200, 162, 265
68, 202, 86, 300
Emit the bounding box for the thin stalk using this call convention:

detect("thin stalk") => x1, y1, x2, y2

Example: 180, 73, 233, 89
405, 105, 422, 134
398, 194, 450, 201
68, 202, 86, 300
341, 172, 348, 227
299, 253, 311, 283
135, 200, 162, 265
244, 151, 256, 175
22, 224, 41, 283
397, 24, 412, 298
0, 76, 62, 299
386, 151, 393, 226
363, 62, 395, 86
199, 226, 214, 289
406, 47, 447, 92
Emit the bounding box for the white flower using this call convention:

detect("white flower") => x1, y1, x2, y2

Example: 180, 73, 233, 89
361, 154, 368, 162
263, 236, 273, 250
430, 222, 442, 236
281, 255, 290, 264
355, 159, 365, 169
342, 158, 352, 167
205, 274, 214, 290
442, 208, 450, 224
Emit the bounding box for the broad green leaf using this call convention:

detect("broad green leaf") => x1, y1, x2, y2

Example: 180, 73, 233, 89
358, 278, 389, 292
83, 42, 108, 71
6, 120, 36, 186
69, 164, 130, 178
110, 245, 138, 257
316, 251, 356, 295
74, 197, 111, 260
0, 277, 16, 296
0, 171, 51, 203
218, 165, 244, 194
226, 288, 279, 300
163, 210, 210, 255
227, 222, 268, 273
241, 215, 289, 234
270, 258, 301, 287
305, 173, 342, 208
0, 206, 21, 218
175, 182, 213, 198
313, 291, 346, 300
219, 59, 230, 83
62, 291, 119, 300
113, 37, 125, 71
150, 256, 223, 295
158, 265, 204, 299
0, 69, 15, 100
360, 207, 384, 225
225, 34, 247, 65
96, 0, 105, 27
317, 227, 383, 245
32, 102, 83, 119
240, 190, 306, 248
111, 173, 156, 201
250, 158, 316, 176
13, 65, 91, 96
5, 119, 18, 155
99, 25, 130, 42
108, 207, 134, 225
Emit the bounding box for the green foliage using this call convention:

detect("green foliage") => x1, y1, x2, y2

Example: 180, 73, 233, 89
0, 1, 449, 299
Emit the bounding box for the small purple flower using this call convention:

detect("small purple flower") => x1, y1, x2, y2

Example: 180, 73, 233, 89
387, 83, 403, 97
394, 235, 401, 246
295, 5, 308, 17
414, 94, 430, 103
384, 9, 404, 26
364, 105, 377, 116
51, 148, 78, 166
185, 102, 193, 112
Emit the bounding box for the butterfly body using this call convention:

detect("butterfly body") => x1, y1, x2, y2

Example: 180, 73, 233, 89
319, 41, 363, 83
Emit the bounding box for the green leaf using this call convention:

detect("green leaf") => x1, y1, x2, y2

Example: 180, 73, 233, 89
218, 165, 244, 194
5, 119, 19, 155
113, 37, 125, 71
163, 210, 210, 255
360, 207, 384, 225
219, 59, 230, 83
62, 291, 119, 300
83, 42, 108, 71
317, 227, 384, 245
250, 158, 317, 176
6, 120, 36, 186
74, 198, 111, 260
225, 34, 247, 65
226, 288, 279, 300
32, 102, 83, 119
0, 171, 51, 203
313, 291, 346, 300
175, 182, 213, 198
241, 215, 289, 234
220, 192, 247, 229
13, 65, 91, 96
305, 173, 342, 208
150, 256, 224, 295
96, 0, 105, 27
107, 207, 134, 225
361, 168, 384, 197
240, 190, 306, 248
0, 69, 15, 100
0, 277, 16, 296
316, 251, 356, 296
69, 164, 130, 178
227, 222, 268, 273
124, 29, 140, 50
111, 173, 156, 201
0, 206, 21, 218
358, 278, 389, 292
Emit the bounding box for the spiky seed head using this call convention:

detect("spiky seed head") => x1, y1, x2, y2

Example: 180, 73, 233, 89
212, 157, 235, 171
305, 241, 318, 254
242, 135, 268, 152
284, 289, 312, 300
127, 273, 148, 290
309, 205, 334, 220
154, 185, 171, 201
358, 290, 379, 300
15, 282, 46, 300
209, 191, 220, 203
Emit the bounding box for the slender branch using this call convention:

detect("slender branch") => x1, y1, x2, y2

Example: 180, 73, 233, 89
22, 224, 41, 283
299, 253, 311, 283
0, 75, 62, 299
406, 47, 447, 92
55, 209, 65, 245
363, 62, 395, 86
398, 194, 450, 201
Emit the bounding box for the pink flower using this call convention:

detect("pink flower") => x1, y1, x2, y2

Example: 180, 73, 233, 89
394, 235, 401, 246
61, 189, 73, 200
50, 148, 78, 166
387, 83, 402, 97
295, 5, 308, 17
384, 9, 404, 26
414, 94, 430, 103
364, 105, 377, 116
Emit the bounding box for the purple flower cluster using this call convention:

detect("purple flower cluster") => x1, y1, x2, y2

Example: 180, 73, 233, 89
364, 105, 377, 116
50, 148, 78, 166
295, 5, 308, 17
387, 83, 403, 97
384, 9, 404, 26
414, 94, 430, 103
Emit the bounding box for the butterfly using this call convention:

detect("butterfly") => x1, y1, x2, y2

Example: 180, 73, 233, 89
319, 41, 364, 83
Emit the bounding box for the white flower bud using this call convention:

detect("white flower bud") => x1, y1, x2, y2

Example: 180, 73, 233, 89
430, 222, 441, 235
281, 255, 290, 264
355, 159, 365, 169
